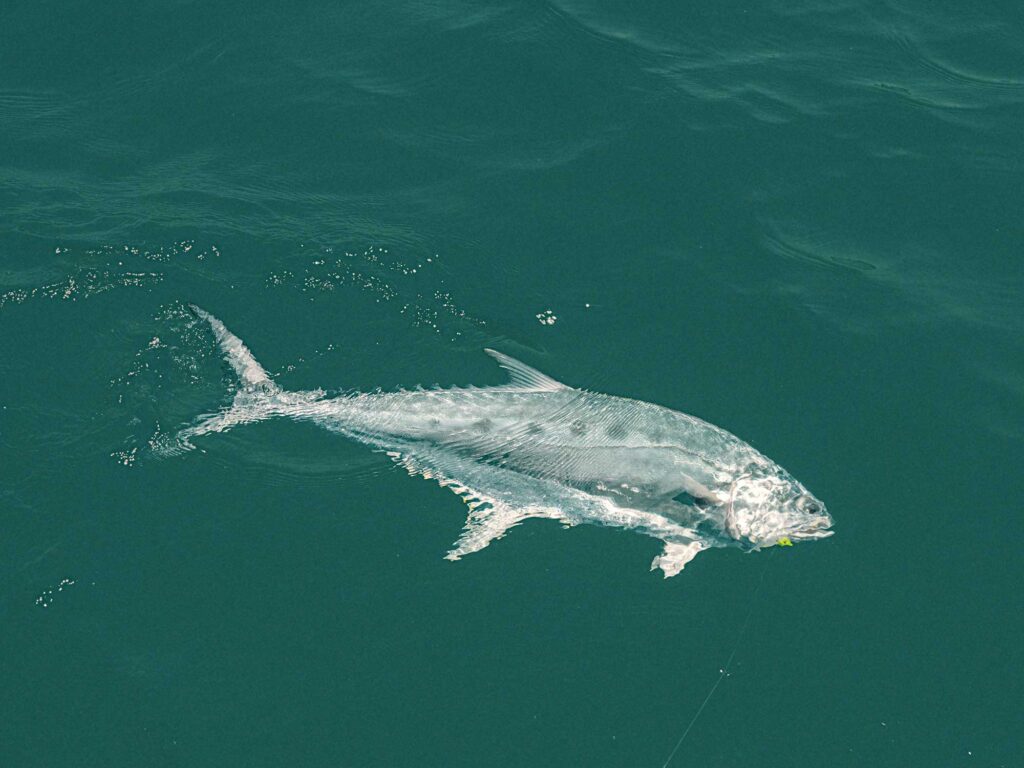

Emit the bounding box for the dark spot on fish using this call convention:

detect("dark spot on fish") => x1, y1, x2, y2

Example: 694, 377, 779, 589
527, 423, 544, 436
673, 492, 712, 510
605, 422, 628, 439
570, 420, 588, 436
473, 419, 493, 432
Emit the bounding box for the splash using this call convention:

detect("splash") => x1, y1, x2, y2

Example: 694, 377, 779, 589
535, 308, 558, 325
264, 244, 487, 341
35, 578, 76, 608
0, 240, 219, 311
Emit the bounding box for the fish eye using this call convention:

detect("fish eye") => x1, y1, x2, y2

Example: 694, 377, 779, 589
797, 495, 821, 515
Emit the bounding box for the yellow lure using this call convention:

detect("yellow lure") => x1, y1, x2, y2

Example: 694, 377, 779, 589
777, 537, 793, 547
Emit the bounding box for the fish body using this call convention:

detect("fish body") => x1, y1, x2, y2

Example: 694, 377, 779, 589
176, 307, 833, 576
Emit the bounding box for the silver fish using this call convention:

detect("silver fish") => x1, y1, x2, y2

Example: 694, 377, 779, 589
173, 306, 833, 576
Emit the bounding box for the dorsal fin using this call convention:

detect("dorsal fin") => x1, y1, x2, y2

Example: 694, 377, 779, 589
484, 349, 567, 391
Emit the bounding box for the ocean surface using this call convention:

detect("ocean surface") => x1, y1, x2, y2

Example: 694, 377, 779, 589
2, 1, 1022, 766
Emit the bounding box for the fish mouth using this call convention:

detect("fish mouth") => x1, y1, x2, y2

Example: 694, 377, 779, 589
788, 517, 835, 541
788, 528, 835, 541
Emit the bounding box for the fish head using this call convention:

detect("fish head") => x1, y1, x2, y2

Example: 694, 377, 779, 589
724, 469, 833, 548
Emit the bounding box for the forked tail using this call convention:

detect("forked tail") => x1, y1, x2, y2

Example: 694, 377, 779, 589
159, 306, 282, 453
188, 304, 277, 391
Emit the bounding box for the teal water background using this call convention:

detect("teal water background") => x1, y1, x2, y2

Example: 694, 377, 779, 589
2, 2, 1022, 766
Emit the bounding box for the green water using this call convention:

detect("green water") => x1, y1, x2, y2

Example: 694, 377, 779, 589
2, 1, 1021, 766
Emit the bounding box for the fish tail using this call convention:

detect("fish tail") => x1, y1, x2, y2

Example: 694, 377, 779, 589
188, 304, 277, 391
159, 306, 281, 454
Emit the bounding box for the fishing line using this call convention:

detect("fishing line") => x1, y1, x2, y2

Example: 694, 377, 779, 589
660, 550, 774, 768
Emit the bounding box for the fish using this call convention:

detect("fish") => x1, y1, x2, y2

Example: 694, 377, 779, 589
170, 306, 834, 576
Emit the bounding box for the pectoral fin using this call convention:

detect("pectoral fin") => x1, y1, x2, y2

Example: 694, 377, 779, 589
651, 537, 709, 578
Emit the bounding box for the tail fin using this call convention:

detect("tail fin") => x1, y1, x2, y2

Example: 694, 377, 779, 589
161, 306, 280, 453
189, 304, 277, 392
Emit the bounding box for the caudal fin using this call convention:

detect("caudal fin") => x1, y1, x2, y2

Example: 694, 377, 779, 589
158, 306, 280, 454
188, 304, 277, 391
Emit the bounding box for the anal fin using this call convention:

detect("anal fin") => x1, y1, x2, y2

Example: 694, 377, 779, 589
445, 500, 551, 561
386, 446, 568, 561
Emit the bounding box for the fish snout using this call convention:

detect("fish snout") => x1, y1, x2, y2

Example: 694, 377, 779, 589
791, 515, 835, 541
